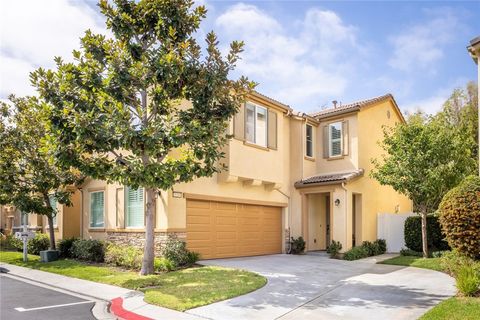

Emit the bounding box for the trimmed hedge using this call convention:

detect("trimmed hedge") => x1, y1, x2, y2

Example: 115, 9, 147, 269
343, 239, 387, 261
58, 237, 77, 258
71, 239, 105, 262
439, 176, 480, 260
27, 233, 50, 255
404, 216, 449, 252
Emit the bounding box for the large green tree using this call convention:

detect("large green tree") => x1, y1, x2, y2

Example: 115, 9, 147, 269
435, 81, 478, 173
31, 0, 253, 274
0, 96, 83, 250
371, 113, 475, 257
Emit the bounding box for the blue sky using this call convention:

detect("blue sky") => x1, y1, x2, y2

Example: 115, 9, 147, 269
1, 0, 479, 114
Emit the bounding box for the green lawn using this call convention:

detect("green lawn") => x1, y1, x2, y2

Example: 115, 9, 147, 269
0, 251, 266, 311
379, 255, 444, 272
420, 297, 480, 320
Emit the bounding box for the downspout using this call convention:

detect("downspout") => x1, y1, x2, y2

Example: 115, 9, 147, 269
275, 189, 291, 251
341, 182, 348, 249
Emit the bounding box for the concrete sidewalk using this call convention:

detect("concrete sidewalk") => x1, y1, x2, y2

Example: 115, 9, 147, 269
0, 263, 201, 320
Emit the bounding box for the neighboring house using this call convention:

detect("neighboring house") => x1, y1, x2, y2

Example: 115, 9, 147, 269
72, 92, 411, 259
0, 190, 81, 241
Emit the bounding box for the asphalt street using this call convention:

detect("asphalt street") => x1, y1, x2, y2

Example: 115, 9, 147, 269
0, 275, 96, 320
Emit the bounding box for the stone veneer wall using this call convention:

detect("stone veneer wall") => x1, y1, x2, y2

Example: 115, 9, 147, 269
106, 231, 186, 253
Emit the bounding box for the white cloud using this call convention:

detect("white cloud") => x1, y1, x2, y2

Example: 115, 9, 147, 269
215, 3, 363, 109
0, 0, 107, 98
388, 8, 462, 72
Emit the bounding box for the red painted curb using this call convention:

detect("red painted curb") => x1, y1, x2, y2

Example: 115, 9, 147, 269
110, 297, 153, 320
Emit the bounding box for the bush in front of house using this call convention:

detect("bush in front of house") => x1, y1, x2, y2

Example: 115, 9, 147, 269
404, 215, 450, 252
344, 246, 369, 261
154, 257, 175, 272
326, 240, 342, 258
71, 239, 105, 262
27, 233, 50, 255
0, 234, 23, 251
289, 236, 306, 254
161, 235, 199, 268
58, 237, 77, 258
439, 175, 480, 260
343, 239, 388, 261
456, 265, 480, 296
105, 242, 143, 270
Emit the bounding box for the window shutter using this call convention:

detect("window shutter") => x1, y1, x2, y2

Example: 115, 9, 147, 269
233, 103, 245, 140
267, 110, 277, 149
342, 120, 349, 156
126, 187, 144, 228
323, 125, 329, 158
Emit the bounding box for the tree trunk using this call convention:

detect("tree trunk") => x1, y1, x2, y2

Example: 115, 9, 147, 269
421, 212, 428, 258
141, 188, 156, 275
47, 215, 56, 250
43, 194, 56, 250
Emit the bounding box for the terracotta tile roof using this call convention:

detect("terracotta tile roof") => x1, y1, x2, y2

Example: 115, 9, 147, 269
250, 91, 292, 111
294, 169, 364, 188
309, 93, 394, 119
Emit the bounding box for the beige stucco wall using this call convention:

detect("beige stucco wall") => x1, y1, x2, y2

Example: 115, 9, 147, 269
346, 100, 413, 245
77, 94, 412, 255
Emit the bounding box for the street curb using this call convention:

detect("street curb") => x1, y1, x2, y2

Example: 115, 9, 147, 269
111, 297, 152, 320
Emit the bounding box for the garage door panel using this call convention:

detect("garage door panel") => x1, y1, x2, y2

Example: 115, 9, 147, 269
187, 199, 282, 259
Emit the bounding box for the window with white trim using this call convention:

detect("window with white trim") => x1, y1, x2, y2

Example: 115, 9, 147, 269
125, 187, 144, 228
89, 191, 105, 228
245, 103, 268, 147
329, 122, 343, 157
49, 195, 58, 226
306, 124, 313, 157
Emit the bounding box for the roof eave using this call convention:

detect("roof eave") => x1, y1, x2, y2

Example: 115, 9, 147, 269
294, 179, 347, 189
315, 106, 361, 120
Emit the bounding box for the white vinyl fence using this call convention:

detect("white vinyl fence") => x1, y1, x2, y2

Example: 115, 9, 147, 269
377, 212, 416, 253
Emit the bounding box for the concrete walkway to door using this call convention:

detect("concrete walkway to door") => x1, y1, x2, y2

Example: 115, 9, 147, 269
187, 254, 456, 320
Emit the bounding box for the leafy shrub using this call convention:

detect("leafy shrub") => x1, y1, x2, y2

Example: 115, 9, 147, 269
404, 215, 450, 252
58, 237, 77, 258
456, 265, 480, 296
431, 250, 448, 258
439, 175, 480, 260
71, 239, 104, 262
161, 235, 199, 268
344, 246, 369, 261
441, 250, 480, 277
400, 248, 423, 257
326, 240, 342, 258
0, 234, 22, 251
105, 242, 142, 269
289, 237, 306, 254
361, 241, 376, 256
154, 257, 175, 272
374, 239, 387, 255
27, 233, 50, 255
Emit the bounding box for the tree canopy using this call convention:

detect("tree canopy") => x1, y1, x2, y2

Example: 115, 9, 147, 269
0, 96, 83, 250
31, 0, 254, 274
371, 111, 476, 256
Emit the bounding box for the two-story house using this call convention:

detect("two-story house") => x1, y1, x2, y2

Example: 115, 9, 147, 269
65, 92, 411, 259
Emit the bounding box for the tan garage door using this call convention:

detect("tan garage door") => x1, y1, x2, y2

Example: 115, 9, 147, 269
186, 199, 282, 259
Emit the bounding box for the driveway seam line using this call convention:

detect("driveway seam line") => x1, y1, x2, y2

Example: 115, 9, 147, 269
273, 282, 346, 320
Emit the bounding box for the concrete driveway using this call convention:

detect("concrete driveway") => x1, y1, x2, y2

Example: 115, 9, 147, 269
188, 253, 456, 320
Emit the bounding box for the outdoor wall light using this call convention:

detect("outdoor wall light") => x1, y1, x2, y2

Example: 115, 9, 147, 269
334, 199, 340, 206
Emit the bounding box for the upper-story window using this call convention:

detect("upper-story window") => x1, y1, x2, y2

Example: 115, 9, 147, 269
329, 122, 343, 157
323, 121, 348, 159
306, 124, 314, 158
245, 103, 268, 147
